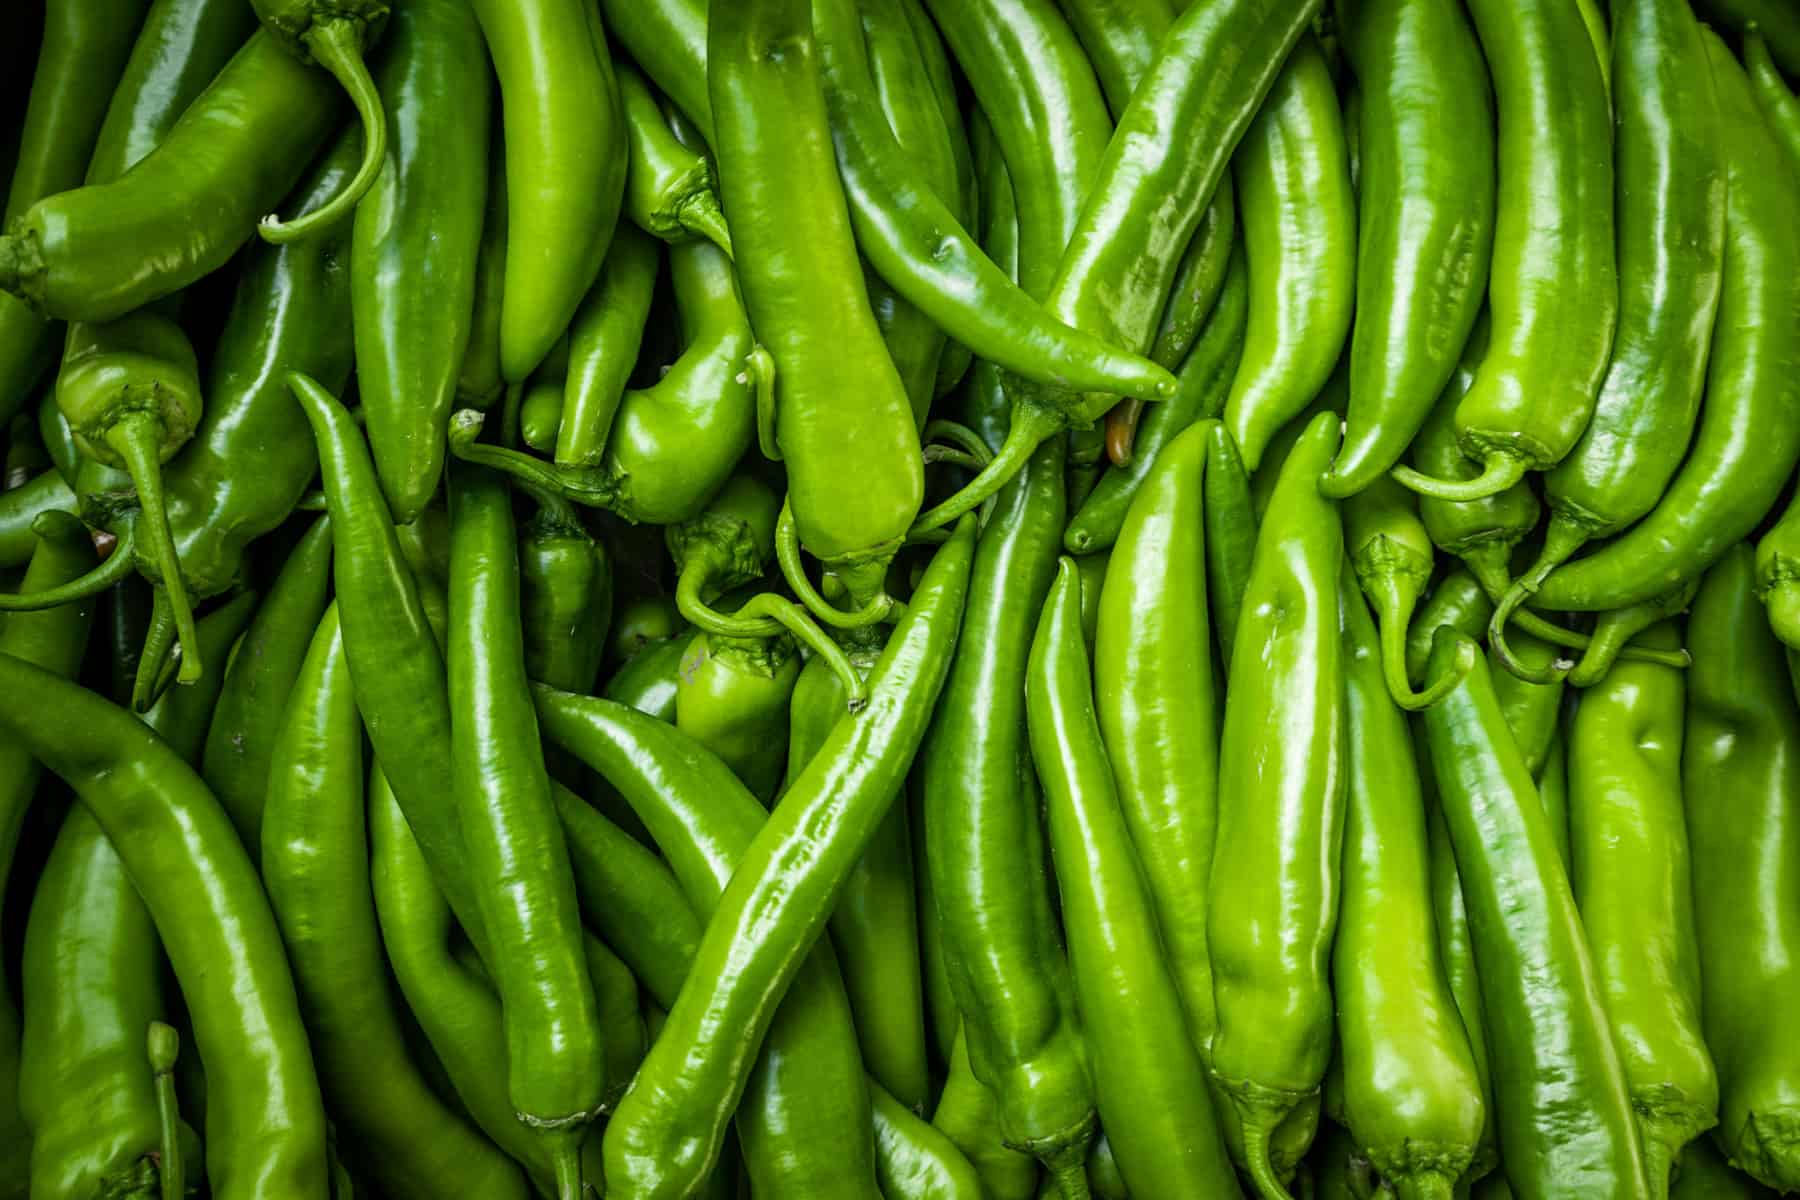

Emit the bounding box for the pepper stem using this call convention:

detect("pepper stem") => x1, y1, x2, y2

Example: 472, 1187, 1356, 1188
1489, 567, 1569, 687
1391, 452, 1528, 503
106, 414, 200, 687
1376, 587, 1471, 709
774, 497, 897, 630
1240, 1110, 1299, 1200
447, 410, 623, 510
910, 399, 1062, 535
259, 19, 387, 244
678, 193, 733, 258
1391, 1172, 1456, 1200
0, 517, 136, 610
551, 1144, 583, 1200
133, 587, 178, 712
148, 1021, 183, 1200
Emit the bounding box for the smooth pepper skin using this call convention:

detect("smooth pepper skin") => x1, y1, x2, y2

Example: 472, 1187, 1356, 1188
1322, 0, 1493, 498
519, 493, 611, 696
532, 693, 885, 1199
709, 0, 921, 606
1336, 580, 1486, 1200
553, 223, 659, 472
678, 630, 799, 803
1684, 546, 1800, 1192
1394, 0, 1617, 502
618, 60, 729, 251
1569, 618, 1717, 1195
600, 515, 974, 1199
0, 517, 99, 1190
1223, 35, 1357, 474
1536, 34, 1800, 613
351, 0, 491, 523
1744, 34, 1800, 169
0, 652, 331, 1200
1028, 557, 1244, 1198
447, 464, 604, 1194
470, 0, 626, 383
921, 435, 1097, 1190
262, 606, 531, 1200
200, 514, 334, 855
0, 31, 342, 322
1490, 0, 1725, 659
0, 0, 153, 423
917, 0, 1321, 531
1208, 411, 1346, 1200
784, 640, 931, 1112
1093, 420, 1220, 1052
1421, 632, 1650, 1199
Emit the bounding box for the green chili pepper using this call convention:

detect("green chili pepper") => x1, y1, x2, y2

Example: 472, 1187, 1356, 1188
0, 31, 342, 322
553, 225, 659, 471
1534, 35, 1800, 614
1536, 728, 1572, 876
917, 0, 1320, 532
36, 391, 77, 488
710, 0, 921, 613
366, 765, 608, 1195
1223, 35, 1356, 473
0, 0, 154, 424
1202, 420, 1259, 672
197, 515, 332, 853
934, 1031, 1042, 1200
1685, 545, 1800, 1192
457, 120, 508, 412
0, 514, 98, 1189
1053, 0, 1176, 114
785, 638, 929, 1111
1093, 420, 1219, 1053
1566, 618, 1717, 1195
1488, 629, 1567, 778
672, 630, 798, 803
1336, 580, 1486, 1200
263, 604, 530, 1199
619, 61, 730, 252
1694, 0, 1800, 76
1744, 33, 1800, 169
922, 433, 1096, 1192
1404, 567, 1491, 687
1566, 579, 1696, 689
1210, 412, 1345, 1199
469, 0, 625, 383
604, 633, 687, 723
1343, 476, 1477, 709
349, 0, 489, 523
1321, 0, 1493, 498
0, 651, 331, 1200
1488, 0, 1725, 672
533, 693, 884, 1199
518, 492, 611, 696
1030, 555, 1244, 1196
447, 464, 603, 1195
1390, 0, 1616, 503
1066, 243, 1248, 554
1420, 630, 1649, 1197
598, 514, 973, 1198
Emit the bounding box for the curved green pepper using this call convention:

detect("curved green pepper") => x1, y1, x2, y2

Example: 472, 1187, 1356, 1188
618, 61, 730, 252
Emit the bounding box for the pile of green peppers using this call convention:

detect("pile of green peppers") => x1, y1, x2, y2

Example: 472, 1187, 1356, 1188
0, 0, 1798, 1197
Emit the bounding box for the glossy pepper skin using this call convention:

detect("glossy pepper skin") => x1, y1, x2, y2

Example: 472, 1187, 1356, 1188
921, 433, 1096, 1189
470, 0, 625, 383
1392, 0, 1616, 503
532, 692, 886, 1199
1489, 0, 1725, 666
709, 0, 920, 609
599, 516, 974, 1199
617, 61, 730, 252
447, 465, 604, 1194
678, 630, 799, 803
0, 515, 99, 1186
350, 0, 490, 523
1223, 35, 1357, 473
518, 492, 611, 696
1029, 557, 1244, 1198
0, 0, 153, 423
917, 0, 1321, 531
1744, 34, 1800, 169
1684, 546, 1800, 1192
1535, 35, 1800, 614
1335, 580, 1486, 1200
262, 605, 530, 1200
201, 514, 334, 855
1209, 412, 1346, 1199
1321, 0, 1493, 497
554, 225, 659, 472
1421, 631, 1650, 1198
1568, 618, 1716, 1195
784, 638, 929, 1111
0, 652, 330, 1200
1066, 243, 1248, 555
0, 31, 342, 322
1093, 420, 1220, 1051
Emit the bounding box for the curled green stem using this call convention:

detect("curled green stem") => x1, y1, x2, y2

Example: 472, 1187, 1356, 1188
674, 565, 869, 709
0, 516, 134, 610
1379, 592, 1473, 708
259, 19, 386, 244
1490, 567, 1571, 687
774, 497, 898, 629
1391, 453, 1528, 503
911, 402, 1059, 535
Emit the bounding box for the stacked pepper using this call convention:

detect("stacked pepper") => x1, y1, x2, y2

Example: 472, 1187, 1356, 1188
1, 0, 1799, 1197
